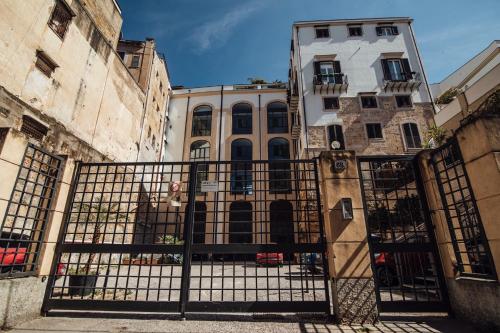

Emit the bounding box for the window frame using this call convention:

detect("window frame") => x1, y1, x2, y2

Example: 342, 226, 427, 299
327, 124, 345, 150
232, 103, 253, 135
401, 122, 422, 150
376, 25, 399, 36
395, 95, 413, 108
267, 102, 289, 134
365, 123, 384, 140
323, 97, 340, 111
348, 26, 363, 37
48, 0, 74, 40
130, 55, 141, 68
315, 25, 330, 39
35, 50, 58, 77
360, 95, 378, 109
191, 105, 213, 137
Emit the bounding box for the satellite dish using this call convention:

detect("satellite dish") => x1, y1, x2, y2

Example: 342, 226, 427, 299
331, 141, 341, 150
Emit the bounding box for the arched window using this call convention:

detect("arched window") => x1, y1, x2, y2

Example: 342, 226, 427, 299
190, 141, 210, 194
231, 139, 253, 194
192, 105, 212, 136
267, 102, 288, 134
193, 202, 207, 244
270, 201, 294, 244
229, 201, 252, 244
402, 123, 421, 149
268, 138, 291, 193
328, 125, 345, 150
232, 103, 252, 134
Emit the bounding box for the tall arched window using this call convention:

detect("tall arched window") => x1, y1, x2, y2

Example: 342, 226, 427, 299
229, 201, 252, 244
232, 103, 252, 134
270, 200, 294, 244
268, 138, 291, 193
402, 122, 421, 149
192, 105, 212, 136
231, 139, 252, 194
193, 201, 207, 244
190, 141, 210, 194
328, 125, 345, 150
267, 102, 288, 134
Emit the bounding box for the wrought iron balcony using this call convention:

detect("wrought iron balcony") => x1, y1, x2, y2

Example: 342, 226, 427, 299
383, 72, 422, 93
313, 73, 348, 94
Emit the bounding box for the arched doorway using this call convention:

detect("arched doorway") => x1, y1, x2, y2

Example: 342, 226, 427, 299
270, 200, 294, 244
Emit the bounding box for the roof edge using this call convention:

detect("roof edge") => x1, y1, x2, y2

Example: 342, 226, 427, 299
293, 17, 413, 26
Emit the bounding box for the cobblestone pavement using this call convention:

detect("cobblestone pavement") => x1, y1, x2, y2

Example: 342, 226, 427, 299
3, 314, 480, 333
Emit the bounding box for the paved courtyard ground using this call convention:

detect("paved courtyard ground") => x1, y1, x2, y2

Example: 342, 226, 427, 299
2, 314, 480, 333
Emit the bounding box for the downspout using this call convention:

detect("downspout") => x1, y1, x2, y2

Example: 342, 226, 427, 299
296, 26, 311, 158
181, 91, 191, 161
408, 22, 436, 115
258, 94, 262, 159
217, 85, 224, 161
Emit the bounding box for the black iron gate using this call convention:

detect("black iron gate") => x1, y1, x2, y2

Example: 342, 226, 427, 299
358, 156, 448, 312
42, 160, 330, 315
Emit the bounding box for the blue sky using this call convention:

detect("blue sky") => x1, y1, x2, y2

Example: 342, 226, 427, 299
118, 0, 500, 87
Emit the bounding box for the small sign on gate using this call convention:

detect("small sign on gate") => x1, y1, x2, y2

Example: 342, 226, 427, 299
200, 180, 219, 192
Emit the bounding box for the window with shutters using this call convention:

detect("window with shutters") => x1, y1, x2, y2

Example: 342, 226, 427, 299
348, 26, 363, 37
376, 25, 399, 36
314, 61, 342, 84
323, 97, 339, 110
267, 102, 288, 134
315, 26, 330, 38
396, 95, 413, 108
366, 123, 383, 139
328, 125, 345, 149
381, 58, 412, 81
402, 122, 421, 149
35, 50, 58, 77
232, 103, 252, 134
192, 105, 212, 136
48, 0, 73, 39
360, 95, 378, 109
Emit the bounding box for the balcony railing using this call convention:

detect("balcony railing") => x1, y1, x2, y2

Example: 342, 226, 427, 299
313, 73, 348, 94
383, 72, 422, 92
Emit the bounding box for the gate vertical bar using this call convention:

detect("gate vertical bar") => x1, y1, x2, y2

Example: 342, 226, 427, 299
313, 158, 332, 315
41, 160, 81, 315
179, 162, 198, 318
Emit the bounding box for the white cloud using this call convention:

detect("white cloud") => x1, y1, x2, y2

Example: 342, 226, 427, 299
188, 0, 266, 52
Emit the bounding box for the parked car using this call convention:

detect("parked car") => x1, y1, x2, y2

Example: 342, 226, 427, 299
256, 252, 283, 266
0, 232, 29, 273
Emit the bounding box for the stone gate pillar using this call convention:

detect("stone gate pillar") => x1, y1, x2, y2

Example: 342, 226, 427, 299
318, 150, 377, 324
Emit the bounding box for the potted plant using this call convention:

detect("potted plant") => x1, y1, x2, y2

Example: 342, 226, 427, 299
67, 198, 125, 296
158, 235, 184, 264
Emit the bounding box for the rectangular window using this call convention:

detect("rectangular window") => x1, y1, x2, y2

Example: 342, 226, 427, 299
118, 51, 126, 60
396, 95, 412, 108
130, 55, 140, 68
382, 58, 412, 81
323, 97, 339, 110
328, 125, 345, 149
376, 25, 399, 36
35, 50, 58, 77
402, 123, 421, 149
361, 95, 378, 109
314, 61, 342, 85
48, 0, 73, 39
348, 26, 363, 37
315, 26, 330, 38
366, 123, 383, 139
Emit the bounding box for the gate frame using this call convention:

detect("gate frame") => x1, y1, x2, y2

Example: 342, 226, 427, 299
357, 154, 450, 313
41, 159, 331, 316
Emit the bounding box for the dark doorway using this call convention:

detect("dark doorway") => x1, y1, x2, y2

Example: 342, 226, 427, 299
270, 200, 294, 244
193, 202, 206, 244
229, 201, 253, 244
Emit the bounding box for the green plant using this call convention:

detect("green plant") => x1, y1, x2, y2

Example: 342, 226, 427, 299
435, 87, 459, 105
158, 235, 184, 264
247, 77, 267, 84
422, 125, 447, 148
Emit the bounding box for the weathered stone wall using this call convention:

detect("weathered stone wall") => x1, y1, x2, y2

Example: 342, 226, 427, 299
307, 97, 434, 155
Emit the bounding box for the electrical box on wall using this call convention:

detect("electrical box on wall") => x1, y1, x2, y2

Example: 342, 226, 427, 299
341, 198, 353, 220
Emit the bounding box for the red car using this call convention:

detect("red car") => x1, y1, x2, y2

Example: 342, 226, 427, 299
256, 253, 283, 266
